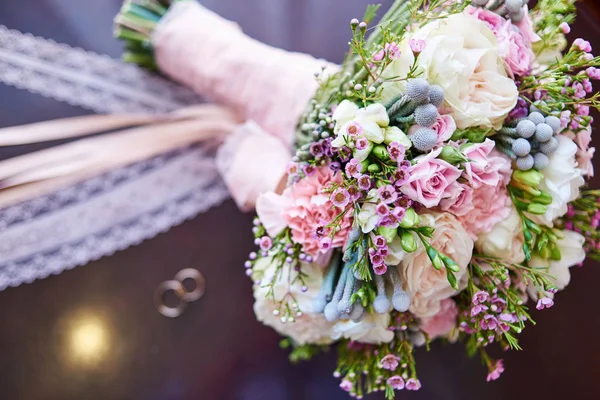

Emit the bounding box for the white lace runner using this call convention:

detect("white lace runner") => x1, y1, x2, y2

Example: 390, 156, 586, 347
0, 27, 231, 289
0, 25, 203, 114
0, 146, 230, 290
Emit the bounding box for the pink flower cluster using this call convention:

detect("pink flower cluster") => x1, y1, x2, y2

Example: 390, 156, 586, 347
282, 166, 354, 256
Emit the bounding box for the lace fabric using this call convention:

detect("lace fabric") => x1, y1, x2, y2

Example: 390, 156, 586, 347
0, 24, 203, 114
0, 145, 230, 290
0, 25, 231, 289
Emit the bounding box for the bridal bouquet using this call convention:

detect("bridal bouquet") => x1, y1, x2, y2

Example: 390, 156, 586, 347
115, 0, 598, 398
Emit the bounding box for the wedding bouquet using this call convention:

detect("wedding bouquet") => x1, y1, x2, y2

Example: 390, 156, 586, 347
115, 0, 599, 398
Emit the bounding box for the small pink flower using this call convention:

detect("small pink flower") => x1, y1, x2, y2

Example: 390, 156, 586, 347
259, 236, 273, 251
471, 304, 489, 317
373, 42, 401, 61
387, 375, 405, 390
573, 82, 586, 99
378, 185, 398, 204
481, 314, 498, 330
380, 354, 400, 370
357, 174, 372, 190
536, 297, 554, 310
320, 237, 333, 251
373, 235, 387, 248
286, 162, 299, 176
339, 379, 353, 392
345, 158, 363, 178
387, 141, 406, 161
405, 378, 422, 391
400, 147, 462, 208
355, 137, 369, 150
486, 360, 505, 382
574, 38, 592, 53
392, 167, 410, 187
346, 121, 363, 136
473, 291, 490, 305
560, 22, 571, 34
373, 263, 388, 275
376, 203, 390, 217
331, 188, 351, 208
409, 38, 425, 54
347, 185, 362, 201
587, 67, 600, 80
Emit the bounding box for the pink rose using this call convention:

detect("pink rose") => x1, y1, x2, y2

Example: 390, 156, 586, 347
514, 6, 541, 45
408, 114, 456, 146
399, 213, 473, 318
467, 6, 535, 76
440, 182, 475, 217
420, 299, 459, 339
400, 147, 462, 208
496, 20, 534, 76
462, 139, 509, 188
466, 6, 505, 33
256, 166, 353, 256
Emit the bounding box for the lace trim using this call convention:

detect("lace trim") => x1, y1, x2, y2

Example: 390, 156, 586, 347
0, 145, 230, 290
0, 25, 203, 114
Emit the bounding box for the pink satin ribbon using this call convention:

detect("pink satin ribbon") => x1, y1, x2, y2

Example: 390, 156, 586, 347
153, 1, 338, 209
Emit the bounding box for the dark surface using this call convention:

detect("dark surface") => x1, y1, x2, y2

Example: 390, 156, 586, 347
0, 1, 599, 399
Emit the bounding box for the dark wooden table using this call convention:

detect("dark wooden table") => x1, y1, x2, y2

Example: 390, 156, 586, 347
0, 1, 598, 399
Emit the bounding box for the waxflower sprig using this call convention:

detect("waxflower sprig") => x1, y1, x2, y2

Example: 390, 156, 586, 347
529, 0, 577, 57
558, 190, 600, 262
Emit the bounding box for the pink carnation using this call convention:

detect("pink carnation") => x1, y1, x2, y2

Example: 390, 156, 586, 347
462, 139, 508, 189
420, 299, 459, 339
256, 166, 353, 257
400, 147, 462, 208
466, 6, 505, 33
514, 6, 541, 45
408, 114, 456, 146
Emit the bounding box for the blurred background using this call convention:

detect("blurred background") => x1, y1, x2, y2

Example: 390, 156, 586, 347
0, 0, 598, 399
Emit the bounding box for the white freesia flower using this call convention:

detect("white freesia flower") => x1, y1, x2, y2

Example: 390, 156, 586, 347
253, 257, 335, 345
382, 13, 518, 130
331, 313, 394, 344
384, 126, 412, 147
385, 235, 407, 266
476, 206, 525, 264
535, 135, 585, 226
331, 101, 388, 147
528, 231, 586, 299
357, 189, 380, 233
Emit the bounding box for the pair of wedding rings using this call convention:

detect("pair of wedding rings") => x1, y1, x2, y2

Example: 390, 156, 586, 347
154, 269, 206, 318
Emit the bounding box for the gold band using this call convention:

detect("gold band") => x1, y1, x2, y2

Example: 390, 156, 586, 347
174, 268, 206, 302
154, 280, 187, 318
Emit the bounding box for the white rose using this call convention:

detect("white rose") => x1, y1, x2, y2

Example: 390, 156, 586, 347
382, 13, 518, 130
535, 135, 585, 226
399, 213, 474, 318
253, 257, 335, 345
357, 189, 380, 233
476, 206, 526, 264
331, 313, 394, 344
528, 230, 586, 298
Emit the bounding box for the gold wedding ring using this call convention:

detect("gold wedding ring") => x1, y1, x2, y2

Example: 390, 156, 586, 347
174, 268, 206, 302
154, 269, 206, 318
